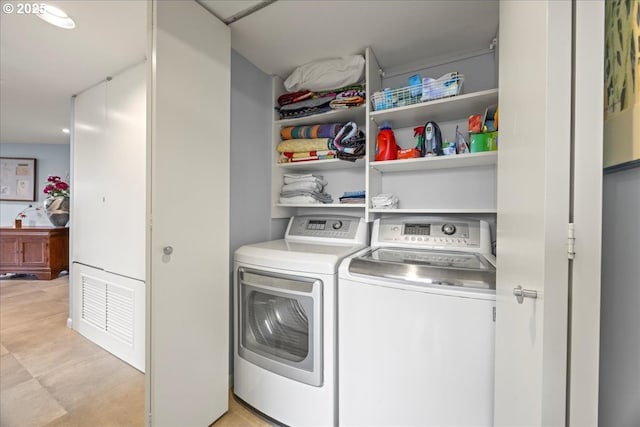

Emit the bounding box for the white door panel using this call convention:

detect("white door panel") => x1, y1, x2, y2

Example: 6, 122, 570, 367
495, 1, 572, 425
73, 82, 107, 269
104, 63, 146, 280
147, 1, 230, 425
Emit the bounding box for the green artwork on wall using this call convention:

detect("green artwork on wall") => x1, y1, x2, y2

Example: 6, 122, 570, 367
604, 0, 640, 168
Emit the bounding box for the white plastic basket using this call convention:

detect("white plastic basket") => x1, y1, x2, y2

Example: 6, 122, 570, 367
371, 72, 464, 111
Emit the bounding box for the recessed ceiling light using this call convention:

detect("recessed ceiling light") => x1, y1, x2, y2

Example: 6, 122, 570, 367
62, 128, 70, 134
37, 4, 76, 29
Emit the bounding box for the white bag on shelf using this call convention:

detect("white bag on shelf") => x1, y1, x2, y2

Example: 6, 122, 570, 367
284, 55, 365, 92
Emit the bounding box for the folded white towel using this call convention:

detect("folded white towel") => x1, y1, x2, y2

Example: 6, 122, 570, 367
371, 193, 399, 209
283, 173, 327, 186
279, 195, 322, 205
281, 181, 323, 193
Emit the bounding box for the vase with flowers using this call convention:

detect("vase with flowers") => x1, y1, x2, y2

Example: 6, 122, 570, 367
43, 176, 70, 227
14, 204, 42, 228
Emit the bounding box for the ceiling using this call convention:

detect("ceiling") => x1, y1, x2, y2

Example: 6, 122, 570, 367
0, 0, 498, 145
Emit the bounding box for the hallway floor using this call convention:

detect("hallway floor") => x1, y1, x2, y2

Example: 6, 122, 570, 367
0, 275, 270, 427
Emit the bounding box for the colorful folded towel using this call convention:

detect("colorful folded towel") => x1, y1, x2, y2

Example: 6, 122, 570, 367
280, 123, 343, 140
277, 90, 313, 106
279, 150, 336, 163
276, 138, 331, 153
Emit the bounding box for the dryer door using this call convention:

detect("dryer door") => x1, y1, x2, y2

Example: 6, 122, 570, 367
238, 268, 323, 386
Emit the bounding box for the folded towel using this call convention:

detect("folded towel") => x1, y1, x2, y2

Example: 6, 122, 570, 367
371, 193, 399, 209
276, 96, 335, 119
281, 181, 324, 193
276, 138, 331, 153
279, 150, 336, 163
339, 190, 366, 204
283, 174, 327, 185
277, 90, 313, 106
280, 123, 343, 140
330, 95, 366, 109
279, 191, 333, 204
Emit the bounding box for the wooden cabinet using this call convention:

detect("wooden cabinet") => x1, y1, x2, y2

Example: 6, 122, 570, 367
0, 227, 69, 280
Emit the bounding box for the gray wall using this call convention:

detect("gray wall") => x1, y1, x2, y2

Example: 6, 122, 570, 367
228, 49, 273, 376
383, 51, 498, 97
0, 143, 70, 227
599, 165, 640, 426
229, 49, 273, 261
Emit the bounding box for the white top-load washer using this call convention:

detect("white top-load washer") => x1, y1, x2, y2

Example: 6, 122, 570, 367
234, 215, 368, 427
338, 216, 496, 427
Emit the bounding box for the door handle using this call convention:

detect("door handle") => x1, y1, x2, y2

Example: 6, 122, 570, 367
163, 246, 173, 255
513, 285, 537, 304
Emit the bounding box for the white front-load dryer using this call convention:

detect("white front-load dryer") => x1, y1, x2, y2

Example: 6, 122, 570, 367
234, 215, 367, 427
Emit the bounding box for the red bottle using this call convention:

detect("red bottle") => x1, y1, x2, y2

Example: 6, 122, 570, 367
375, 123, 397, 161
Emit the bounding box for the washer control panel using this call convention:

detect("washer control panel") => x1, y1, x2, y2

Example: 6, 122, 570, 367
373, 216, 491, 253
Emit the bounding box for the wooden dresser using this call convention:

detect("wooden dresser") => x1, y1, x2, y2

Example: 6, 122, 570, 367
0, 227, 69, 280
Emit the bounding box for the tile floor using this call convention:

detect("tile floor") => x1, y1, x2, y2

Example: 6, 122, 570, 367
0, 275, 271, 427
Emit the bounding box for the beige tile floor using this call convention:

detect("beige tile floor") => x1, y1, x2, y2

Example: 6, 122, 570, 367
0, 275, 272, 427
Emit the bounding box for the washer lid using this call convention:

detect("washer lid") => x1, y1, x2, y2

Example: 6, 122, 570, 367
235, 239, 366, 274
348, 248, 495, 290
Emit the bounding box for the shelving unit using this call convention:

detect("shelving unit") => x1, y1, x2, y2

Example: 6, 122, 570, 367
271, 68, 368, 218
270, 47, 498, 221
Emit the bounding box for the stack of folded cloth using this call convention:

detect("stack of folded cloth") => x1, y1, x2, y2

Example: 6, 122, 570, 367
339, 190, 366, 204
279, 174, 333, 205
371, 193, 399, 209
329, 121, 366, 161
277, 123, 343, 164
277, 121, 366, 164
276, 84, 366, 120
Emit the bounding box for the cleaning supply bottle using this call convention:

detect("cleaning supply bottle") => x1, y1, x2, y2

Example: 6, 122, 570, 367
413, 125, 425, 156
375, 122, 397, 161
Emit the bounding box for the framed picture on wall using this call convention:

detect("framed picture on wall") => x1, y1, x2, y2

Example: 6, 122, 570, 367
0, 157, 37, 201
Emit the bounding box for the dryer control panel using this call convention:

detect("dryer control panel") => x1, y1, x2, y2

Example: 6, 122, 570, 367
286, 215, 368, 245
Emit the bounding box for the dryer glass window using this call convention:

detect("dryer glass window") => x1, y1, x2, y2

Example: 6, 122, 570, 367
245, 291, 309, 362
237, 268, 323, 386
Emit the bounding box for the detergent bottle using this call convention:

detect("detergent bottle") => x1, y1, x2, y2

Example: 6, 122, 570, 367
375, 122, 397, 161
413, 125, 425, 156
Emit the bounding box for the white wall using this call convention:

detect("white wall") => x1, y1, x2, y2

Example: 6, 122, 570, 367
0, 142, 70, 227
599, 164, 640, 426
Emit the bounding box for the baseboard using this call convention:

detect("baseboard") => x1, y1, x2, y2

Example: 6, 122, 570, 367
66, 317, 73, 329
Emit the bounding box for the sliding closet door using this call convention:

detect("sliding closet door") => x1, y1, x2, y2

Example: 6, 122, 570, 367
147, 1, 230, 426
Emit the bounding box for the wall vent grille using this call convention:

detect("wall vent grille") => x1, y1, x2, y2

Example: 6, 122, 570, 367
81, 274, 134, 346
